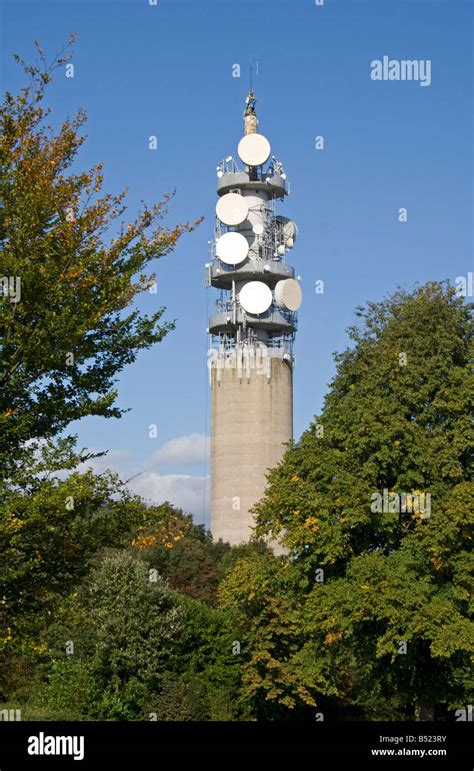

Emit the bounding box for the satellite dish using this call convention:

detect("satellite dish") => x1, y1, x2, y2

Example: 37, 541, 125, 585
216, 193, 249, 226
274, 278, 302, 312
252, 222, 264, 236
239, 281, 273, 314
238, 133, 271, 167
275, 215, 298, 246
215, 232, 249, 265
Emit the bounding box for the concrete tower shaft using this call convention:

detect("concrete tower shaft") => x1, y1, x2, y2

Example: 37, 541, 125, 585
211, 359, 292, 544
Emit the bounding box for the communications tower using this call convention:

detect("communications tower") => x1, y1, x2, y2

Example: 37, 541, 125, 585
206, 91, 302, 545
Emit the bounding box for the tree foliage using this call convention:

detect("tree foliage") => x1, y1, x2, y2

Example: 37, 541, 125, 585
33, 550, 184, 719
28, 547, 242, 721
221, 282, 474, 719
0, 38, 198, 478
0, 39, 198, 702
131, 503, 230, 605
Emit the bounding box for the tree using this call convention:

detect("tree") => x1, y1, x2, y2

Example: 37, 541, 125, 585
131, 503, 230, 605
223, 282, 473, 719
0, 38, 198, 699
219, 550, 323, 719
146, 595, 243, 721
0, 38, 199, 478
0, 462, 150, 700
5, 497, 245, 720
27, 548, 242, 721
1, 466, 145, 630
34, 550, 184, 720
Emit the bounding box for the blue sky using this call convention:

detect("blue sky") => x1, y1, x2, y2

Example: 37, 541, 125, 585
1, 0, 472, 525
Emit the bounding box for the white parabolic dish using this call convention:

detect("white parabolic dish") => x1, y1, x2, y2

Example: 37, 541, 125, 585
216, 193, 249, 226
238, 133, 271, 167
215, 232, 249, 265
239, 281, 273, 314
274, 278, 302, 312
276, 215, 298, 245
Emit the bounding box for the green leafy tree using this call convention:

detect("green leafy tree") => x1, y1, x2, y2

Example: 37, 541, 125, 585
34, 550, 184, 719
0, 38, 198, 478
141, 596, 243, 721
0, 457, 155, 700
131, 503, 230, 605
30, 548, 242, 721
0, 38, 198, 699
1, 464, 145, 632
219, 551, 323, 719
223, 282, 473, 719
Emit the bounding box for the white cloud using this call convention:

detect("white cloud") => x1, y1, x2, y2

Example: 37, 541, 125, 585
148, 433, 209, 467
77, 441, 210, 524
130, 472, 209, 523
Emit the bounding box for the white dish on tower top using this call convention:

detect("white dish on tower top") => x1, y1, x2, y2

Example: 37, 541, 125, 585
238, 133, 271, 167
252, 222, 264, 236
215, 232, 249, 265
216, 193, 249, 226
239, 281, 273, 315
274, 278, 302, 312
